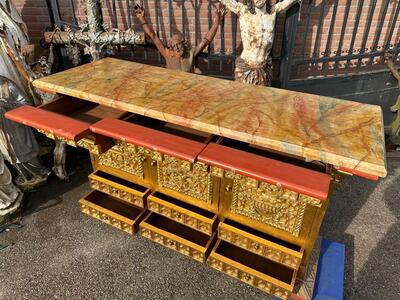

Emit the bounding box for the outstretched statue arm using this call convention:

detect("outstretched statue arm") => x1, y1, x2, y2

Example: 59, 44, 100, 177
194, 4, 227, 56
219, 0, 245, 15
272, 0, 300, 13
134, 4, 166, 57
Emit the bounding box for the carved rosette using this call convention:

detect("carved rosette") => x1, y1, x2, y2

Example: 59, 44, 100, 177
208, 256, 291, 299
157, 155, 213, 204
98, 142, 145, 178
89, 178, 144, 207
218, 227, 300, 269
229, 174, 322, 237
140, 226, 204, 262
80, 203, 133, 234
148, 199, 212, 234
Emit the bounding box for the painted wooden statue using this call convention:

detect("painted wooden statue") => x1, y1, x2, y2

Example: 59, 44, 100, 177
220, 0, 300, 86
134, 4, 226, 72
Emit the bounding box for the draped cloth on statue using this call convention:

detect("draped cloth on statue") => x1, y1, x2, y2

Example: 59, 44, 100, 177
0, 153, 22, 215
0, 0, 32, 92
234, 56, 273, 86
0, 76, 40, 164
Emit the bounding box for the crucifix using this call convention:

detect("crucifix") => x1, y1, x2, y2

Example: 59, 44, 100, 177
44, 0, 145, 64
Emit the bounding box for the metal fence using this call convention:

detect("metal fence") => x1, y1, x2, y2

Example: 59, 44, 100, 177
285, 0, 400, 81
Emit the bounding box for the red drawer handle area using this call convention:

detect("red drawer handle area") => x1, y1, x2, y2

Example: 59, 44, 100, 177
5, 105, 90, 141
90, 118, 206, 162
198, 143, 331, 201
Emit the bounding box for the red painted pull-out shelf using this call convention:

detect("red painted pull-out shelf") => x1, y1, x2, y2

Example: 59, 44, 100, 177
90, 118, 207, 162
5, 105, 90, 141
198, 143, 331, 201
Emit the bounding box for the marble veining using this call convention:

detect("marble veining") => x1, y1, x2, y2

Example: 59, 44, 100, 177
33, 58, 387, 177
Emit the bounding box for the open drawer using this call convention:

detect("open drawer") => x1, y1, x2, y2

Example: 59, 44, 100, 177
207, 239, 295, 300
79, 190, 148, 234
147, 192, 218, 236
89, 170, 150, 208
218, 219, 303, 270
140, 212, 216, 262
5, 96, 127, 153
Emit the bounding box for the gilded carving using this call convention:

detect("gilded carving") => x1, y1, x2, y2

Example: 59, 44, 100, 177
147, 199, 213, 234
298, 194, 322, 208
157, 155, 213, 204
140, 226, 204, 262
208, 256, 291, 300
210, 166, 224, 178
98, 142, 145, 178
79, 203, 132, 234
89, 178, 144, 207
218, 227, 300, 269
36, 128, 78, 147
77, 138, 100, 155
229, 174, 321, 236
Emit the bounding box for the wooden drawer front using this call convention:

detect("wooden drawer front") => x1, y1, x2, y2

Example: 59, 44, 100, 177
147, 192, 217, 235
218, 220, 303, 270
79, 190, 147, 234
207, 240, 295, 300
98, 142, 145, 179
89, 171, 150, 208
225, 172, 322, 237
140, 212, 216, 262
157, 155, 213, 205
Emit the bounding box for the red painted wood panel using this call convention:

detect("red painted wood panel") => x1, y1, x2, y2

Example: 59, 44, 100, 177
90, 118, 206, 162
198, 143, 331, 200
5, 105, 90, 141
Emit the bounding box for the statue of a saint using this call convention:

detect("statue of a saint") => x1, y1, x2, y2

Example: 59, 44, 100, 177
134, 4, 226, 73
0, 77, 51, 190
220, 0, 300, 86
0, 153, 22, 218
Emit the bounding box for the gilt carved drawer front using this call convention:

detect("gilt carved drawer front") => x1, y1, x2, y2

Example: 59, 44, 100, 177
227, 173, 323, 237
218, 219, 303, 270
157, 155, 214, 206
207, 240, 295, 300
140, 212, 216, 263
79, 190, 148, 234
89, 170, 150, 208
198, 143, 330, 237
147, 192, 218, 236
98, 142, 146, 179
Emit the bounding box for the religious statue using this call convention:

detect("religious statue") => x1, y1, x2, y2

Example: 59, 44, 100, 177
386, 51, 400, 149
134, 3, 226, 72
0, 0, 71, 188
0, 77, 51, 190
0, 152, 23, 219
220, 0, 300, 86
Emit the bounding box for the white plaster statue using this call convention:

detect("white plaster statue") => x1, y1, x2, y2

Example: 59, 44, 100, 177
220, 0, 300, 86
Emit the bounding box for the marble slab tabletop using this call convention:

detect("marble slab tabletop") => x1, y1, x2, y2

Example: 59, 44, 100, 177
33, 58, 387, 178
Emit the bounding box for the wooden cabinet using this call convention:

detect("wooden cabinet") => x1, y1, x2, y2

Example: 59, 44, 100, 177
6, 58, 386, 299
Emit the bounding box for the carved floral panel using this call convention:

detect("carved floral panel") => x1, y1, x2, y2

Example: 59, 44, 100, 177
157, 155, 213, 204
229, 175, 321, 237
98, 142, 145, 178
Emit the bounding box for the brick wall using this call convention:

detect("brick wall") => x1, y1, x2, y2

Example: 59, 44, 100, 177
13, 0, 400, 79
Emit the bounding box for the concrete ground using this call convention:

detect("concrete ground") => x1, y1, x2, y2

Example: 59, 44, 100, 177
0, 149, 399, 300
